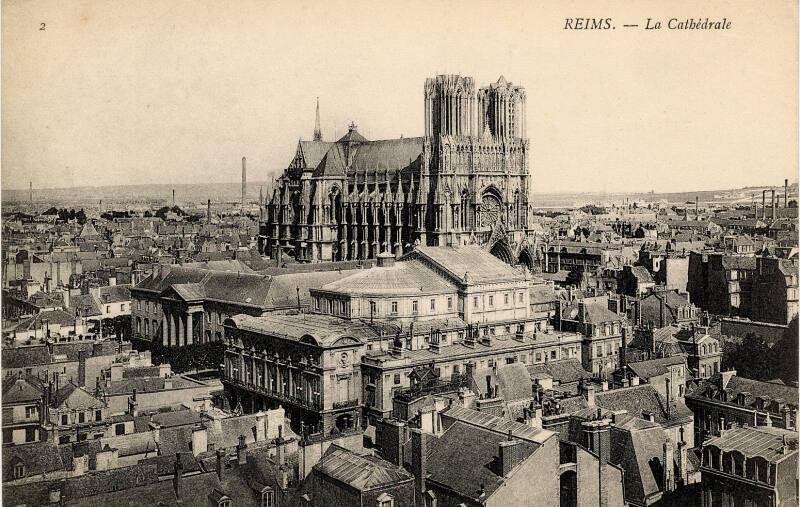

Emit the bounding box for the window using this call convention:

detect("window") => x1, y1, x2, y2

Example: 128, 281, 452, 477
262, 488, 275, 507
121, 304, 126, 312
550, 350, 557, 360
412, 300, 418, 314
488, 359, 495, 368
596, 345, 603, 358
488, 295, 494, 306
115, 423, 126, 436
447, 297, 453, 310
61, 414, 68, 425
25, 406, 37, 419
95, 410, 102, 421
473, 297, 478, 308
504, 293, 509, 305
391, 301, 398, 314
377, 492, 394, 507
430, 299, 436, 311
25, 427, 36, 443
79, 412, 85, 423
106, 305, 111, 313
219, 500, 232, 507
392, 373, 402, 385
535, 352, 542, 362
14, 463, 25, 479
518, 292, 524, 303
369, 301, 377, 315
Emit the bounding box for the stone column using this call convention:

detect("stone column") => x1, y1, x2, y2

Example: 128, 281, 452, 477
162, 314, 168, 346
169, 312, 177, 347
186, 312, 193, 346
177, 313, 184, 348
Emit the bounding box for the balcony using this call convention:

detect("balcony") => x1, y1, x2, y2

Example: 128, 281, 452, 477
222, 375, 321, 411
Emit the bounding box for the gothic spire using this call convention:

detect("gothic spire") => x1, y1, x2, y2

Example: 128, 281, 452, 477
313, 96, 323, 141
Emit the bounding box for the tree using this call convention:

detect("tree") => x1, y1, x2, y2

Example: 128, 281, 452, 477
721, 333, 775, 381
566, 266, 585, 288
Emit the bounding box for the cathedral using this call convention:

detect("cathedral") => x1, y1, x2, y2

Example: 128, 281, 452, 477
261, 74, 537, 267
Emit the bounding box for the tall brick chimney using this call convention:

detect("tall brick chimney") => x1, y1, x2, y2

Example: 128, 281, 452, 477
411, 429, 427, 505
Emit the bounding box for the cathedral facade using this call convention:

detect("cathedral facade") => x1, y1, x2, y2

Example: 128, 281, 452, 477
261, 74, 536, 266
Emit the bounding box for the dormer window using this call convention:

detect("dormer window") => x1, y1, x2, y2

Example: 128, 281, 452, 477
14, 462, 25, 479
376, 492, 394, 507
261, 487, 275, 507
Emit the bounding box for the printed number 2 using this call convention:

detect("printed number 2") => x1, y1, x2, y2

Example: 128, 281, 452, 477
40, 23, 46, 30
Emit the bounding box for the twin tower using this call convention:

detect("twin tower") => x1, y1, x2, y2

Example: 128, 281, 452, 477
423, 74, 528, 140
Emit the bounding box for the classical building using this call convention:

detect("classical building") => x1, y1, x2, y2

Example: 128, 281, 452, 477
686, 370, 798, 445
700, 426, 798, 507
262, 75, 535, 267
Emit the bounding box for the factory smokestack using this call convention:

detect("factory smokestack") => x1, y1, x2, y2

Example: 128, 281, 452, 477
242, 157, 247, 210
695, 196, 698, 219
207, 199, 211, 224
772, 189, 776, 220
29, 182, 32, 204
785, 179, 789, 208
172, 189, 175, 206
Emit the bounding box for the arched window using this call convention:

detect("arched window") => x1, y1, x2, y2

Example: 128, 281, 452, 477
143, 319, 149, 337
136, 317, 141, 333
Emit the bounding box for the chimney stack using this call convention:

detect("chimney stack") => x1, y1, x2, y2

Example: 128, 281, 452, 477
695, 196, 698, 218
29, 181, 33, 204
785, 179, 789, 208
411, 429, 428, 505
237, 434, 247, 465
216, 449, 225, 481
762, 190, 767, 219
173, 453, 183, 503
772, 189, 777, 220
241, 157, 247, 210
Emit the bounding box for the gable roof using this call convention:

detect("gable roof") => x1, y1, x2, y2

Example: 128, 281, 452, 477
407, 246, 521, 284
314, 444, 412, 491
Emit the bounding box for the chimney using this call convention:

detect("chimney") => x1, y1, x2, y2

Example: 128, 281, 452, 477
173, 453, 184, 503
665, 378, 671, 419
772, 189, 777, 220
191, 424, 207, 456
499, 431, 524, 477
207, 199, 211, 224
216, 449, 225, 481
659, 294, 667, 329
237, 434, 247, 465
172, 189, 175, 207
663, 438, 675, 492
276, 425, 285, 465
411, 429, 427, 505
677, 440, 688, 485
695, 196, 698, 218
578, 302, 587, 323
631, 375, 640, 386
255, 411, 266, 442
785, 179, 789, 208
241, 156, 247, 210
580, 382, 596, 408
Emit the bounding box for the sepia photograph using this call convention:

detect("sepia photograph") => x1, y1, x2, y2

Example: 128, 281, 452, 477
1, 0, 798, 505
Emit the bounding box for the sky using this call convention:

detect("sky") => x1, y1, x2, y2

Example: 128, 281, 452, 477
2, 0, 797, 194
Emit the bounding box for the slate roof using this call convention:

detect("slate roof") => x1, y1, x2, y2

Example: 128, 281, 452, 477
70, 294, 102, 317
610, 420, 669, 503
2, 442, 67, 482
627, 355, 687, 381
529, 284, 556, 306
52, 383, 105, 410
408, 246, 521, 284
349, 137, 423, 173
527, 359, 592, 385
629, 266, 655, 283
2, 376, 44, 404
562, 301, 624, 324
96, 284, 131, 303
443, 405, 555, 444
266, 270, 360, 308
427, 420, 538, 502
314, 444, 412, 491
593, 384, 694, 427
229, 313, 376, 348
704, 426, 798, 462
319, 259, 455, 295
691, 374, 799, 409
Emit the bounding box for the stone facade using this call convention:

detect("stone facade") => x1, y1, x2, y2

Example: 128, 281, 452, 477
262, 75, 534, 266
